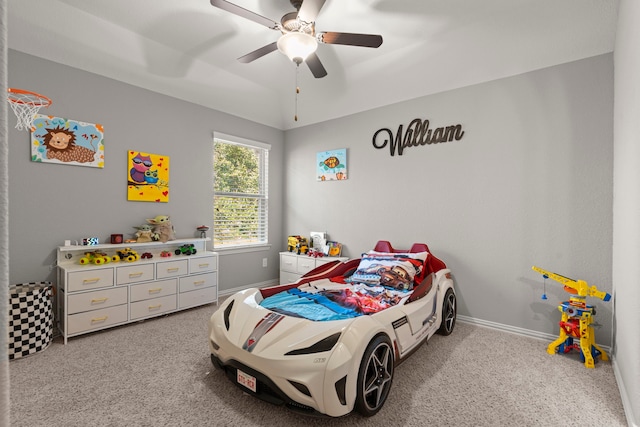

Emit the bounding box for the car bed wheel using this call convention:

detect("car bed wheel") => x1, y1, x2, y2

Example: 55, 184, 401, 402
355, 335, 394, 417
438, 288, 456, 335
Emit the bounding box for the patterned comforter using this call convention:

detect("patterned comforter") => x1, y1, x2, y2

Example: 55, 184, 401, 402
259, 279, 410, 321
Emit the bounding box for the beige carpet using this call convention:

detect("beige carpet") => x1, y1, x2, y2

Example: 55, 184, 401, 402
9, 302, 627, 427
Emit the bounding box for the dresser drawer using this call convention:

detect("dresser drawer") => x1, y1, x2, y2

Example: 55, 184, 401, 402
280, 271, 301, 285
116, 263, 154, 285
179, 286, 217, 309
130, 279, 177, 302
130, 294, 177, 320
189, 255, 217, 273
280, 253, 298, 273
67, 286, 128, 315
67, 304, 128, 335
297, 256, 316, 274
67, 268, 114, 292
179, 272, 217, 293
156, 259, 188, 279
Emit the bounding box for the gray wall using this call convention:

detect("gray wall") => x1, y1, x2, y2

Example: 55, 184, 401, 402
7, 40, 634, 423
284, 54, 614, 346
8, 50, 616, 347
7, 50, 285, 293
613, 0, 640, 424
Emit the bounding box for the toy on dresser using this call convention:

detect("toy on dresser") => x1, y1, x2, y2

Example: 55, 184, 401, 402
147, 215, 176, 243
133, 224, 155, 243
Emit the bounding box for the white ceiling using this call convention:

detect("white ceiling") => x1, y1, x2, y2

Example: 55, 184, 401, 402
8, 0, 618, 130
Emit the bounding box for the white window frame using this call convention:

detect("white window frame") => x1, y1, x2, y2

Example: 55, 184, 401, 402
213, 133, 270, 252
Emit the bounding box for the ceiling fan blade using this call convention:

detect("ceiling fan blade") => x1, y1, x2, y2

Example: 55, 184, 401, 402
306, 52, 327, 78
297, 0, 327, 23
237, 41, 278, 63
210, 0, 279, 30
318, 32, 383, 48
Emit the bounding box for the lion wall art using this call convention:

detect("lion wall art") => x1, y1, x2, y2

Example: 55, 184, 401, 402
30, 115, 105, 168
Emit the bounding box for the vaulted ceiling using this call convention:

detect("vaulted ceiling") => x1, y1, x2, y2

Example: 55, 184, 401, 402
8, 0, 618, 130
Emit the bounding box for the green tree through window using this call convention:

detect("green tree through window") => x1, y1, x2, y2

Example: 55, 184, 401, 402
213, 135, 269, 247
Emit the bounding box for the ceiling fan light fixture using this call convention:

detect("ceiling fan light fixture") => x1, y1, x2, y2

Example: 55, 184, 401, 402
277, 32, 317, 64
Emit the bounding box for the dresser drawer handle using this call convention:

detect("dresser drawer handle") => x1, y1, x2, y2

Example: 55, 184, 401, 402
148, 288, 162, 294
193, 280, 205, 286
90, 297, 108, 304
148, 304, 162, 310
91, 316, 108, 323
129, 272, 144, 278
167, 268, 179, 272
198, 263, 209, 268
83, 278, 100, 284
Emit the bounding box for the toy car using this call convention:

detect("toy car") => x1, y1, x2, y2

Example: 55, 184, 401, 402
307, 248, 324, 258
160, 250, 172, 258
79, 251, 111, 265
140, 252, 153, 259
113, 248, 140, 262
208, 241, 456, 417
175, 244, 197, 255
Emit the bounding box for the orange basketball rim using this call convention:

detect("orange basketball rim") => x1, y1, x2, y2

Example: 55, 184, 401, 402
7, 88, 53, 132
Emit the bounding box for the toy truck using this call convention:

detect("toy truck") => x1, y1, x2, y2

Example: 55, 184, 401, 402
287, 235, 309, 255
114, 248, 140, 262
175, 244, 197, 255
79, 251, 112, 265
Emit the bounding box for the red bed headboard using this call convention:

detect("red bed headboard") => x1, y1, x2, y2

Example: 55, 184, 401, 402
372, 240, 446, 273
373, 240, 431, 254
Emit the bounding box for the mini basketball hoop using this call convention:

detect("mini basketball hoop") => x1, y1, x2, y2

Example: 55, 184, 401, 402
7, 88, 52, 131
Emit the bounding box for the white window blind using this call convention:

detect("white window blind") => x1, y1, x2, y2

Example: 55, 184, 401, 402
213, 133, 269, 248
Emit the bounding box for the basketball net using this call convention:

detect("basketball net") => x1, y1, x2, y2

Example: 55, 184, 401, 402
7, 88, 52, 131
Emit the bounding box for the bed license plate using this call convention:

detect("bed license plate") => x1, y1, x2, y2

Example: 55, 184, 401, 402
237, 369, 257, 393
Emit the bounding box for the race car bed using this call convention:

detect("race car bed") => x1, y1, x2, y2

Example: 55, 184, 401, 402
259, 241, 445, 321
208, 240, 456, 417
260, 241, 442, 321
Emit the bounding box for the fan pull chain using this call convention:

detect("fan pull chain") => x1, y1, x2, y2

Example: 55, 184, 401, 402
294, 64, 300, 122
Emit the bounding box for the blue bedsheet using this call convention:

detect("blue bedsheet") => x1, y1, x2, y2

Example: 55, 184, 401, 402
260, 288, 363, 321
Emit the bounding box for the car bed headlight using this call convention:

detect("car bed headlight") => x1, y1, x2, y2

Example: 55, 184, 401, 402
223, 299, 234, 330
285, 332, 341, 356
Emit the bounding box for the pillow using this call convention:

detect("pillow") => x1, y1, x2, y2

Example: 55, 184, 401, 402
367, 250, 428, 262
347, 251, 428, 290
369, 250, 430, 286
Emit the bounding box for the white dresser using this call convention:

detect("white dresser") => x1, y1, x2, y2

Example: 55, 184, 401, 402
57, 238, 218, 343
279, 252, 348, 284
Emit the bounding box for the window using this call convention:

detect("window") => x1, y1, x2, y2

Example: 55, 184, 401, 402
213, 133, 269, 249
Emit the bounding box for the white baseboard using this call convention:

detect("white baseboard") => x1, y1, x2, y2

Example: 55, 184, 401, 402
457, 315, 638, 425
612, 357, 638, 427
213, 292, 634, 425
456, 315, 612, 353
218, 279, 279, 297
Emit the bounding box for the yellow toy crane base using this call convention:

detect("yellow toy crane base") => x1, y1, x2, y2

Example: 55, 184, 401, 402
545, 307, 609, 368
532, 266, 611, 369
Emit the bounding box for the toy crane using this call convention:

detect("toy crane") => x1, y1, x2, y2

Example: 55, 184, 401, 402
532, 266, 611, 368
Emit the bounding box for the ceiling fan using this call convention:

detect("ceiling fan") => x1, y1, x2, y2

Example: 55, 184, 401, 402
210, 0, 383, 78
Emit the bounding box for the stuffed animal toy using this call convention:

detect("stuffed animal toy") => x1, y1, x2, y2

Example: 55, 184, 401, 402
146, 215, 176, 243
133, 224, 155, 243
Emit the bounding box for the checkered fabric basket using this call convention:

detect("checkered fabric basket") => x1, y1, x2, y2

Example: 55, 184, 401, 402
9, 282, 54, 360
